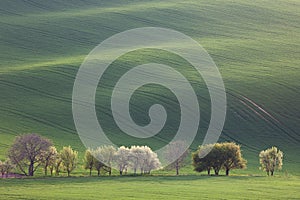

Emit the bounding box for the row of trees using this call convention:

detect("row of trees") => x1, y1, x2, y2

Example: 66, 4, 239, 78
84, 145, 161, 176
6, 133, 79, 176
4, 133, 162, 177
1, 133, 283, 177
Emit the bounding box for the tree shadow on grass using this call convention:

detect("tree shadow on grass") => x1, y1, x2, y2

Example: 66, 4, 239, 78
2, 174, 267, 185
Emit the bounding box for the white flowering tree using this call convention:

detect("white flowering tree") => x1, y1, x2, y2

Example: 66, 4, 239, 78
94, 145, 116, 175
129, 145, 161, 175
259, 146, 283, 176
0, 159, 15, 178
164, 140, 189, 175
114, 146, 130, 175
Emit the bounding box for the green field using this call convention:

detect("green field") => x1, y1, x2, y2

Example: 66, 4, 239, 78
0, 0, 299, 199
0, 176, 299, 200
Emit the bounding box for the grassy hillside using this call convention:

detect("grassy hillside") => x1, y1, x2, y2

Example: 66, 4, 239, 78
0, 0, 299, 175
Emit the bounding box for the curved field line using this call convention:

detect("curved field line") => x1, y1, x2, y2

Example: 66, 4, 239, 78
226, 89, 300, 144
0, 107, 76, 135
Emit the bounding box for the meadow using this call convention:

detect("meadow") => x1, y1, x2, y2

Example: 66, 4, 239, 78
0, 0, 299, 199
0, 175, 299, 200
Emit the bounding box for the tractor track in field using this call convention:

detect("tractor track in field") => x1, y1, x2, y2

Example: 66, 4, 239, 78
0, 80, 72, 105
23, 0, 55, 12
0, 8, 23, 17
43, 69, 76, 80
0, 107, 76, 135
226, 89, 300, 144
0, 127, 18, 136
0, 22, 95, 47
221, 130, 258, 153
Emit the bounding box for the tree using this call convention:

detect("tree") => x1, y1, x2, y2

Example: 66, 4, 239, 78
192, 144, 214, 175
92, 148, 106, 176
193, 142, 247, 176
142, 147, 161, 174
94, 146, 116, 176
164, 141, 189, 175
114, 146, 130, 175
129, 145, 142, 175
221, 142, 247, 176
0, 159, 15, 178
8, 133, 52, 176
51, 154, 63, 176
47, 153, 62, 176
83, 149, 95, 176
60, 146, 78, 176
259, 146, 283, 176
0, 161, 3, 177
128, 146, 161, 175
41, 146, 57, 176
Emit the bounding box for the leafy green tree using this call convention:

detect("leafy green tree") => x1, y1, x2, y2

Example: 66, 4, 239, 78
52, 154, 63, 176
193, 142, 247, 176
60, 146, 78, 176
221, 142, 247, 176
41, 146, 57, 176
92, 148, 107, 176
83, 149, 95, 176
192, 144, 214, 175
209, 143, 224, 175
259, 146, 283, 176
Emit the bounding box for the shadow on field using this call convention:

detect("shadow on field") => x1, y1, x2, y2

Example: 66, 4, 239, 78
3, 174, 266, 184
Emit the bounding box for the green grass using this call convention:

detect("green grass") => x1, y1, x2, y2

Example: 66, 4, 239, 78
0, 175, 299, 200
0, 0, 299, 198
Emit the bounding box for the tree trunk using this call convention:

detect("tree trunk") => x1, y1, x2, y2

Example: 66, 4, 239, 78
29, 161, 34, 176
97, 170, 100, 176
267, 171, 269, 176
140, 168, 143, 175
89, 169, 92, 176
214, 169, 219, 176
207, 168, 210, 175
226, 168, 229, 176
44, 166, 48, 176
271, 171, 274, 176
67, 170, 70, 177
120, 170, 123, 175
175, 161, 179, 176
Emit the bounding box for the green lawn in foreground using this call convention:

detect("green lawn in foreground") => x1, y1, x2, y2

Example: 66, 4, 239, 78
0, 0, 299, 175
0, 176, 299, 200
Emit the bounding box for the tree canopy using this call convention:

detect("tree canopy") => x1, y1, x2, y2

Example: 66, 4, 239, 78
193, 142, 246, 176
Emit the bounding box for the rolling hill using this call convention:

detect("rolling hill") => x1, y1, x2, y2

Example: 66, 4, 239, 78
0, 0, 299, 175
